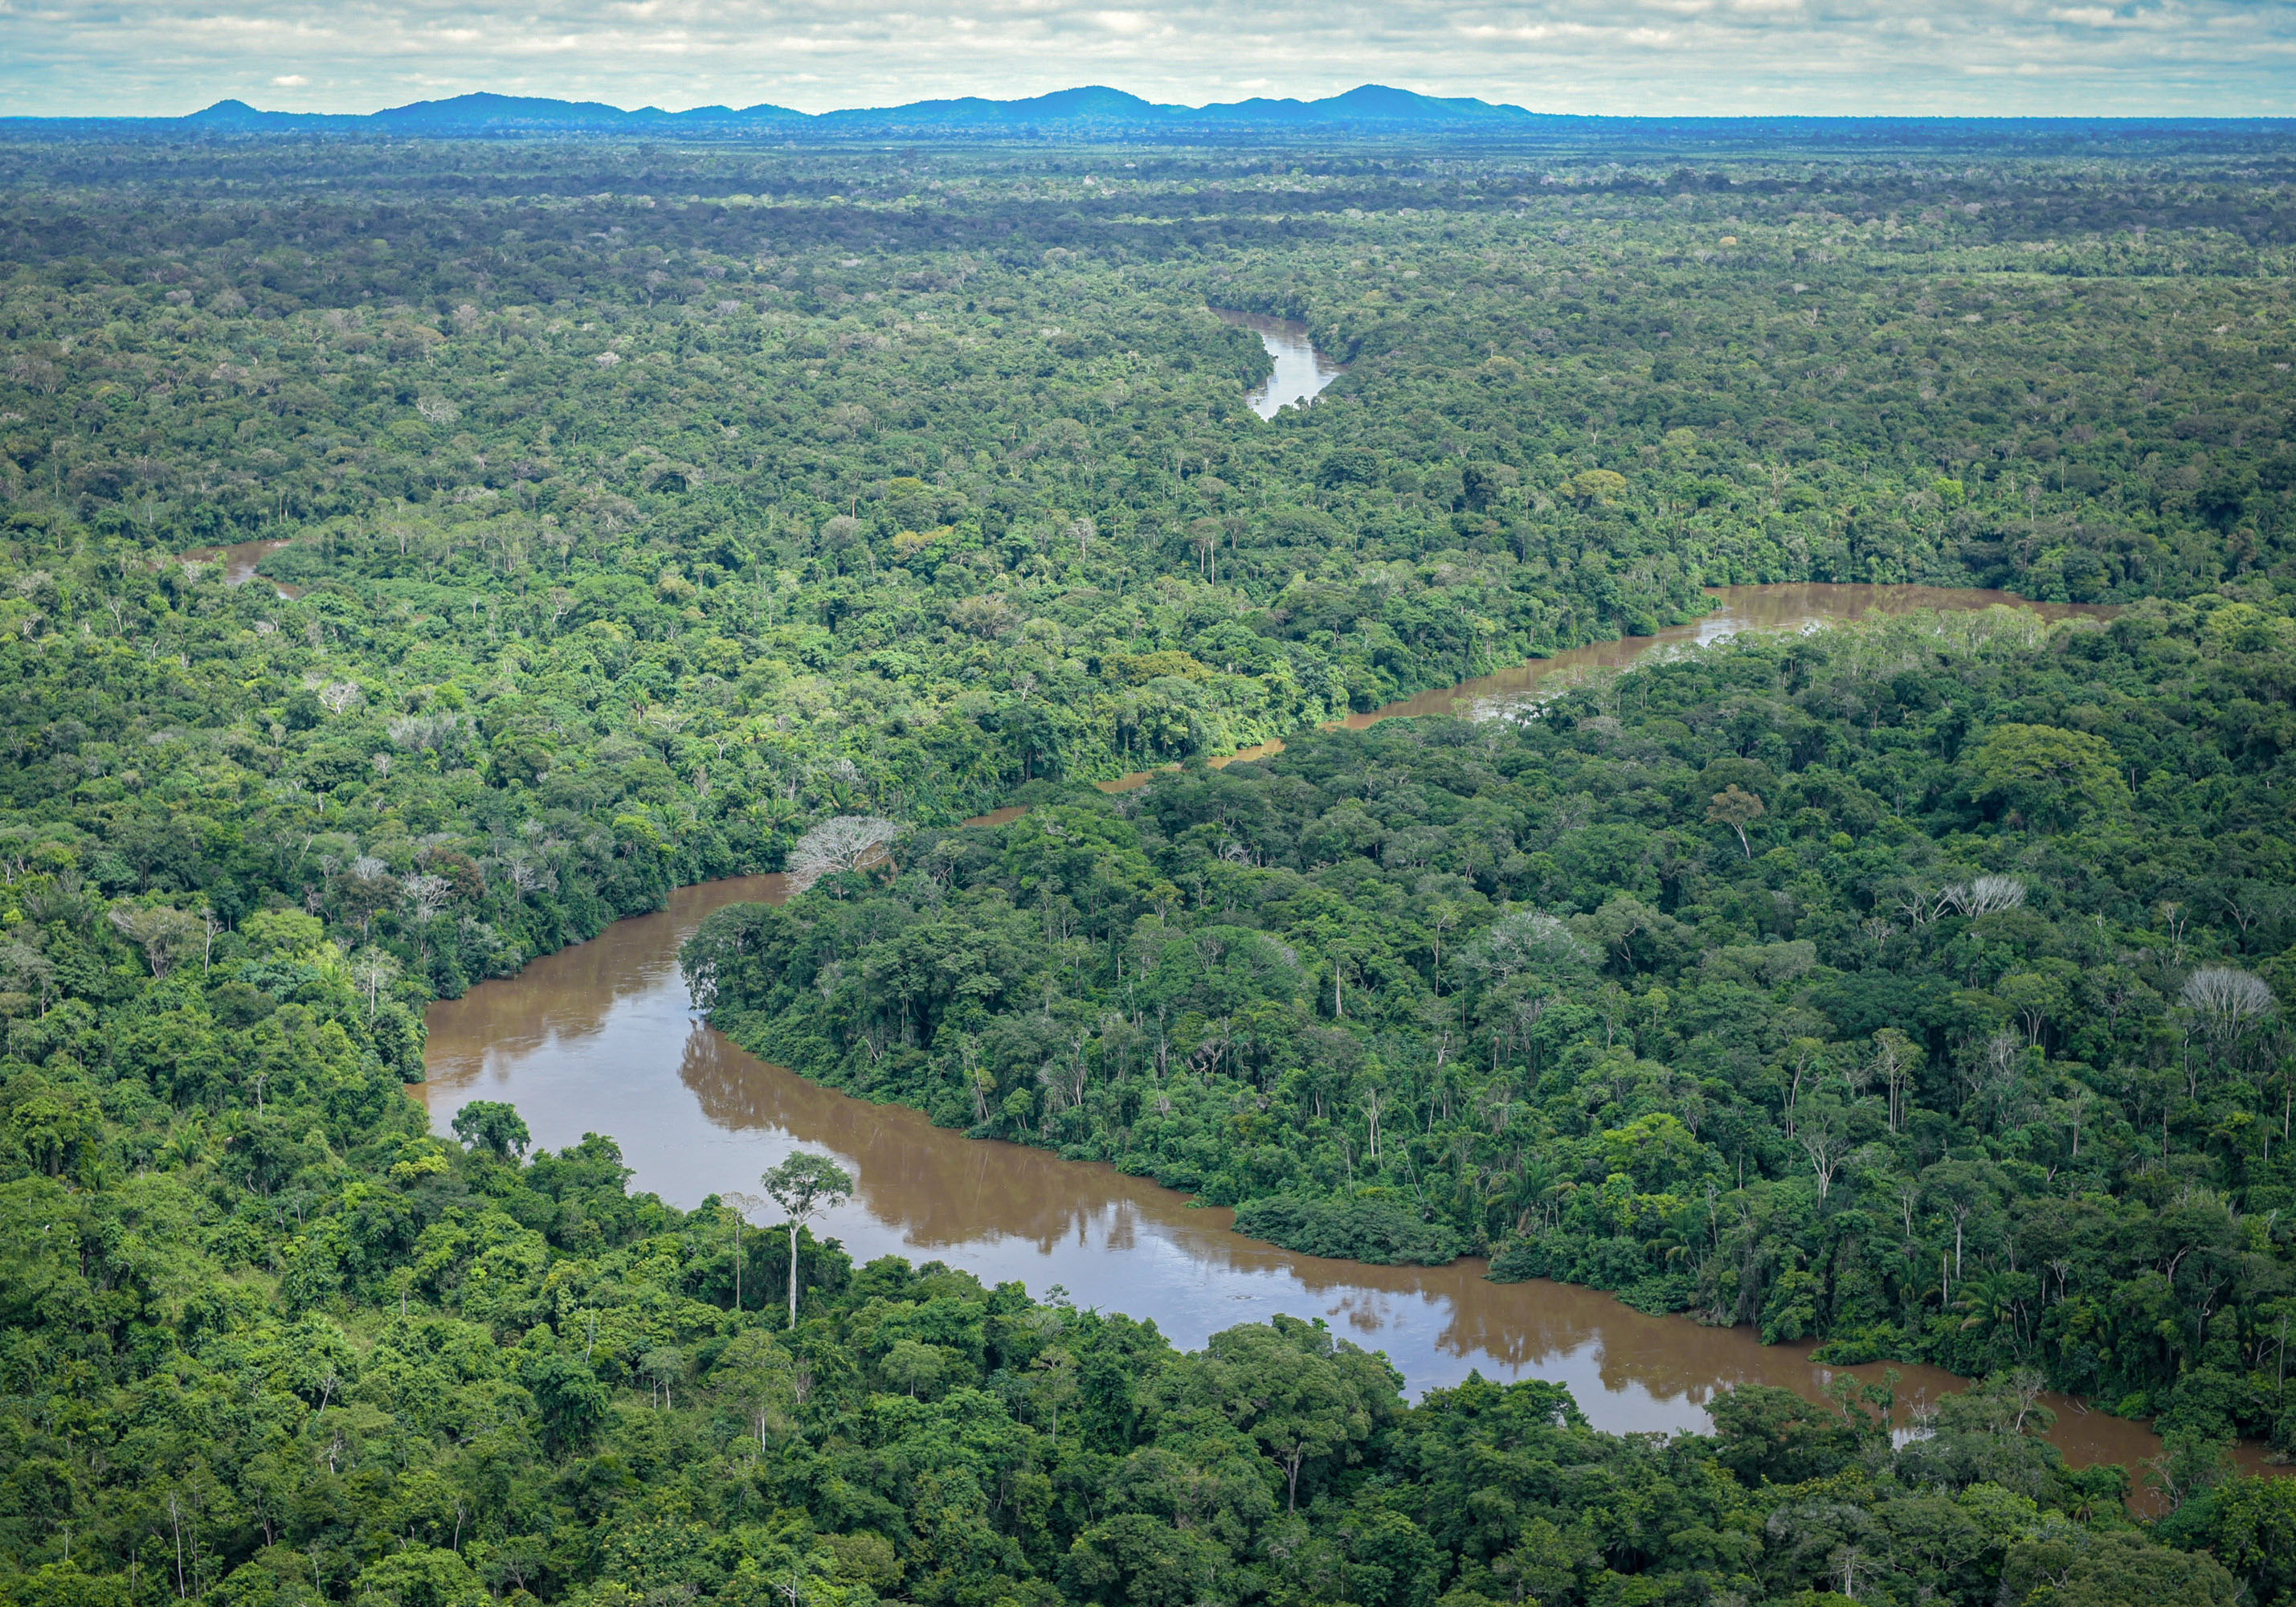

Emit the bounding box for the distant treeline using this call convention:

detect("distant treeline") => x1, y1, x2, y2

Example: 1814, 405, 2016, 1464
4, 129, 2296, 1607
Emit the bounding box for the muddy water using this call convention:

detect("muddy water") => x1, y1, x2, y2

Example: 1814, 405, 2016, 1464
421, 870, 2175, 1470
1097, 583, 2118, 791
180, 537, 302, 597
1213, 308, 1345, 419
1338, 583, 2114, 725
415, 583, 2210, 1472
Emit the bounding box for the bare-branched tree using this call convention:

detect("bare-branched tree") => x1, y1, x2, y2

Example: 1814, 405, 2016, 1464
2182, 966, 2277, 1089
1939, 874, 2027, 918
107, 905, 204, 979
785, 816, 901, 894
402, 873, 452, 925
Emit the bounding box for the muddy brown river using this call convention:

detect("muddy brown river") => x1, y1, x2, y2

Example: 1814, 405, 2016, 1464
181, 536, 303, 596
423, 584, 2232, 1479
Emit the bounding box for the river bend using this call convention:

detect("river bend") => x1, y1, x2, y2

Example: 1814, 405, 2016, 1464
425, 584, 2187, 1473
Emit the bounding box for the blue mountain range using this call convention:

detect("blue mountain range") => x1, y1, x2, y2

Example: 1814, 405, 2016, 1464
14, 84, 1534, 138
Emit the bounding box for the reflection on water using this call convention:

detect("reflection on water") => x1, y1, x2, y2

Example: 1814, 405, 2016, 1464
1353, 582, 2114, 724
1212, 308, 1344, 419
1097, 583, 2118, 792
424, 867, 2170, 1465
422, 585, 2220, 1478
180, 537, 302, 598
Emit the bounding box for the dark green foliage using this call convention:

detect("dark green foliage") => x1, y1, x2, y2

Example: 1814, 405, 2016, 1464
0, 935, 2274, 1607
1708, 1384, 1880, 1486
5, 129, 2296, 1607
1231, 1194, 1461, 1264
696, 593, 2296, 1446
451, 1098, 532, 1159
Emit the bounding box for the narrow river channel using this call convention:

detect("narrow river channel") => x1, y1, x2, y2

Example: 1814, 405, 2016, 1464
182, 536, 302, 596
423, 583, 2208, 1478
1213, 308, 1346, 418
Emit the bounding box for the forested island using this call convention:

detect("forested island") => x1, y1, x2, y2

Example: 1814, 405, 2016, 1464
4, 125, 2296, 1607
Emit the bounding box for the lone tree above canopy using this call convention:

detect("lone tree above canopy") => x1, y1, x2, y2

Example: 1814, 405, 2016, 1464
451, 1100, 531, 1160
1707, 785, 1766, 857
760, 1150, 854, 1327
785, 816, 901, 894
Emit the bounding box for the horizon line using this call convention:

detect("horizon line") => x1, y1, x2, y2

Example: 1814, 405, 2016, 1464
5, 84, 2294, 126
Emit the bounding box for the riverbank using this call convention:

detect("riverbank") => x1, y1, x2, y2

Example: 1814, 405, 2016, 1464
423, 583, 2236, 1484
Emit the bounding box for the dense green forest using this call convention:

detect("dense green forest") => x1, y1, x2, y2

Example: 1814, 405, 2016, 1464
11, 995, 2293, 1607
4, 129, 2296, 1606
1, 137, 2290, 993
691, 594, 2296, 1442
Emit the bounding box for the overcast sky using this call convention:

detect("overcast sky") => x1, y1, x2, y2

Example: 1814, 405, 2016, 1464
5, 0, 2293, 119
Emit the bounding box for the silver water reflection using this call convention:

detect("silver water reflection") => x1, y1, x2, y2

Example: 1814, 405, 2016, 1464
423, 872, 1842, 1437
421, 861, 2166, 1467
424, 585, 2174, 1473
1213, 308, 1345, 419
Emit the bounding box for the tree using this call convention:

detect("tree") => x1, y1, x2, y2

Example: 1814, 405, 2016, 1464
1706, 1384, 1875, 1485
2182, 967, 2275, 1073
1706, 786, 1764, 857
723, 1189, 766, 1314
2195, 1474, 2296, 1607
1567, 468, 1629, 506
352, 1546, 486, 1607
106, 905, 203, 979
1923, 1159, 2000, 1291
714, 1330, 796, 1448
883, 1339, 946, 1399
350, 947, 399, 1019
1469, 909, 1595, 980
1773, 1036, 1827, 1138
2004, 1530, 2237, 1607
637, 1347, 684, 1409
402, 873, 452, 926
784, 816, 901, 894
1940, 874, 2028, 918
1152, 1315, 1397, 1513
521, 1351, 608, 1454
1966, 722, 2124, 828
450, 1100, 530, 1160
759, 1151, 853, 1327
1795, 1097, 1858, 1202
0, 936, 55, 1017
338, 858, 398, 940
1869, 1028, 1922, 1134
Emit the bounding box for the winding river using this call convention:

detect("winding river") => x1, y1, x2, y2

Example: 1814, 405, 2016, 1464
421, 583, 2208, 1477
1214, 308, 1346, 419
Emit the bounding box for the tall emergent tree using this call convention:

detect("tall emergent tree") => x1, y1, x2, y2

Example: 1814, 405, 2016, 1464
760, 1150, 855, 1327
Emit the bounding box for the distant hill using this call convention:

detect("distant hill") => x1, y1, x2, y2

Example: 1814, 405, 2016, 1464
4, 84, 1536, 140
14, 88, 2277, 149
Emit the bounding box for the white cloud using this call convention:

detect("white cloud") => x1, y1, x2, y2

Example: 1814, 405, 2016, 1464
1453, 22, 1565, 41
1, 0, 2289, 117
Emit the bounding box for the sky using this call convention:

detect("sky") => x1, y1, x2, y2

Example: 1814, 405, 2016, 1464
3, 0, 2294, 120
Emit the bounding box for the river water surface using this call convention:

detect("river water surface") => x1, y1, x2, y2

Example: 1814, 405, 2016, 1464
424, 584, 2199, 1475
181, 537, 303, 597
1102, 583, 2114, 786
1214, 308, 1345, 419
